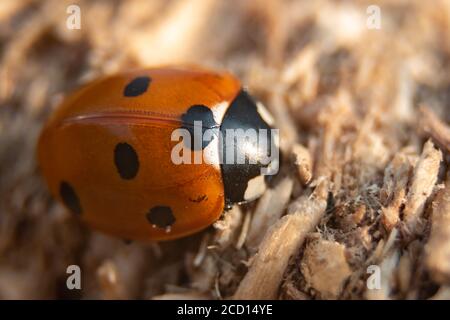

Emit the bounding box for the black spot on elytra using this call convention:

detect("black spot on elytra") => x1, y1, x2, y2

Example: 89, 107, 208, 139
146, 206, 175, 228
181, 105, 218, 150
59, 181, 82, 215
114, 142, 139, 179
123, 76, 151, 97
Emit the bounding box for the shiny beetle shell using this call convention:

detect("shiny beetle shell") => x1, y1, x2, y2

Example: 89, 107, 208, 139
38, 66, 278, 241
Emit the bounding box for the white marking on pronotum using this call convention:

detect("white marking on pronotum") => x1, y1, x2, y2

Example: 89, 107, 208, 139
256, 101, 275, 126
243, 175, 267, 201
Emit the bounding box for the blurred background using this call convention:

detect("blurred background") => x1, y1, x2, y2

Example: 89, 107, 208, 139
0, 0, 449, 299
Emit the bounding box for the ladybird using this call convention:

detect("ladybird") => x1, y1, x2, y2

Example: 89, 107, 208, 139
38, 66, 279, 241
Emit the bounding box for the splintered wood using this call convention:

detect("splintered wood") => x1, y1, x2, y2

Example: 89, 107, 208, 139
419, 107, 450, 156
233, 182, 328, 299
380, 148, 417, 231
425, 174, 450, 283
246, 176, 294, 250
291, 144, 313, 185
402, 140, 442, 237
301, 238, 352, 299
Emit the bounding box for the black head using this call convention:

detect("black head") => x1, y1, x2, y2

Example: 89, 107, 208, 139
220, 90, 280, 205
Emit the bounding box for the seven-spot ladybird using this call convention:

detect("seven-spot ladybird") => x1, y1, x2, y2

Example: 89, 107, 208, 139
38, 66, 279, 241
